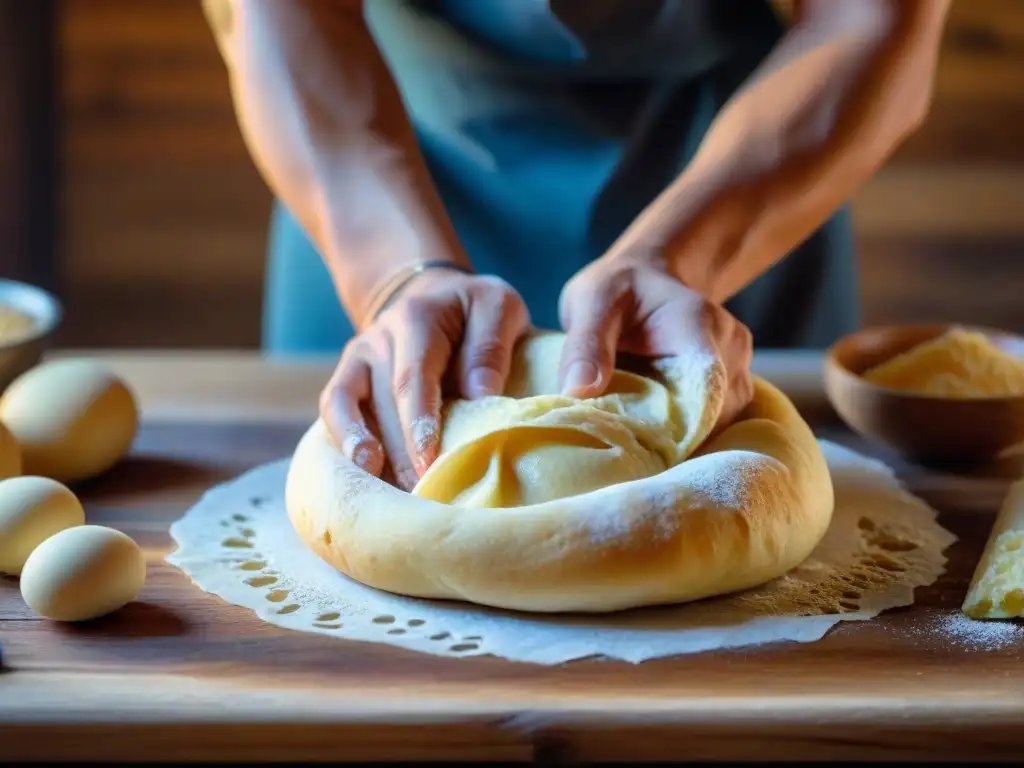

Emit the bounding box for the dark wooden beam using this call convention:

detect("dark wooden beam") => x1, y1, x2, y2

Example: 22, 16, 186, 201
0, 0, 59, 292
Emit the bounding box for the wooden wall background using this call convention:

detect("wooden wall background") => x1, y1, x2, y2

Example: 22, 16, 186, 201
53, 0, 1024, 349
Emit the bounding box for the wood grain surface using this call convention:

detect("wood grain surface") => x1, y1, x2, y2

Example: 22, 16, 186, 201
1, 352, 1023, 762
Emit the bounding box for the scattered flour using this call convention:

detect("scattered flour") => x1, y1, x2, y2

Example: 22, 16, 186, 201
928, 612, 1024, 651
677, 449, 766, 508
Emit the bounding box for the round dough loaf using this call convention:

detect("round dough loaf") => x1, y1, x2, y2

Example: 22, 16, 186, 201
286, 332, 834, 613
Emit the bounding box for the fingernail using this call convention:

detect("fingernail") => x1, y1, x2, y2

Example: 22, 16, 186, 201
410, 415, 440, 474
562, 361, 599, 396
413, 447, 435, 476
352, 444, 379, 473
341, 430, 366, 460
342, 430, 382, 474
467, 368, 502, 399
413, 456, 430, 477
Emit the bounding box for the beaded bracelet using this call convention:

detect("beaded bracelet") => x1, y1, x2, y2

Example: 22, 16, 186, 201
364, 260, 474, 325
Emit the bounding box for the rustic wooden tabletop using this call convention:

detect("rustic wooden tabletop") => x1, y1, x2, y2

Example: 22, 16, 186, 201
0, 350, 1021, 763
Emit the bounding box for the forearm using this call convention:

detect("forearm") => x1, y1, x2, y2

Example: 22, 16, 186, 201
203, 0, 468, 325
609, 0, 950, 303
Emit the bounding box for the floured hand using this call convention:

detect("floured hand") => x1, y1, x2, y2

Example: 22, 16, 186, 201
558, 256, 754, 431
319, 270, 530, 490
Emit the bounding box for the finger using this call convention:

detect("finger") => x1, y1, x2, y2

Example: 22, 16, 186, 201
319, 346, 385, 477
367, 349, 420, 491
558, 286, 627, 399
458, 282, 529, 399
704, 309, 754, 433
390, 308, 453, 478
722, 320, 755, 426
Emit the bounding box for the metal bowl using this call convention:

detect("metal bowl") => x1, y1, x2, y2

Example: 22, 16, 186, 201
0, 279, 63, 392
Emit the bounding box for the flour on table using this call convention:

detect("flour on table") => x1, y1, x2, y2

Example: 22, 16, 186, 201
905, 612, 1024, 651
166, 440, 956, 665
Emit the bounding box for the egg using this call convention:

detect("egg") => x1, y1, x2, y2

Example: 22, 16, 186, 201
20, 524, 146, 622
0, 420, 20, 480
0, 359, 139, 484
0, 476, 84, 575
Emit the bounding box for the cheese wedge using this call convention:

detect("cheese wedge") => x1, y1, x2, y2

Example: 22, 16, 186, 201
963, 479, 1024, 619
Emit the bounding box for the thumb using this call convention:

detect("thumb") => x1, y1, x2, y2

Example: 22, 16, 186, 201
558, 292, 624, 399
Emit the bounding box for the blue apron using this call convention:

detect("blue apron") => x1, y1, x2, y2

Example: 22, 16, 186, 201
263, 0, 858, 354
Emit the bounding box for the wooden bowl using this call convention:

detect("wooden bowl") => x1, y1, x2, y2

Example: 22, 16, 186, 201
823, 324, 1024, 463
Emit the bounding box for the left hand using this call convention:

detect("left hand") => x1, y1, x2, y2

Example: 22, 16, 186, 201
557, 254, 754, 430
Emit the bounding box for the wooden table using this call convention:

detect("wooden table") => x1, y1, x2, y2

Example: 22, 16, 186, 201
1, 350, 1023, 763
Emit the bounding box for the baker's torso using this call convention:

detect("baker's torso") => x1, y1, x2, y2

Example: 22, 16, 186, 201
264, 0, 859, 352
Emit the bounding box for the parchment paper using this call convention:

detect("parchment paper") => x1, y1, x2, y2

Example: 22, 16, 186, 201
167, 440, 956, 664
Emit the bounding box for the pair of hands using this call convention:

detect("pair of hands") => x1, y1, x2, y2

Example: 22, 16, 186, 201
320, 256, 754, 490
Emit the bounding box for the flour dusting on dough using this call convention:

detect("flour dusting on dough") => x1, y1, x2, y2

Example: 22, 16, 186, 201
679, 450, 767, 509
572, 452, 767, 549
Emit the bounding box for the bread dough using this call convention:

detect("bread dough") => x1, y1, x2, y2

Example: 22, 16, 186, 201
862, 328, 1024, 398
412, 332, 719, 509
287, 332, 834, 613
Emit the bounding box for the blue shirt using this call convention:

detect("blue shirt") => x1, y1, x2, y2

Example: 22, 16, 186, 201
264, 1, 859, 353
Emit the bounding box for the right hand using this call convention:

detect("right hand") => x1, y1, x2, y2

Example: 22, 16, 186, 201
557, 255, 754, 432
319, 270, 530, 490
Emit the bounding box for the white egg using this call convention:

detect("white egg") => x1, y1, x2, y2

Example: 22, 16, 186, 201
0, 476, 84, 575
20, 524, 147, 622
0, 359, 139, 484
